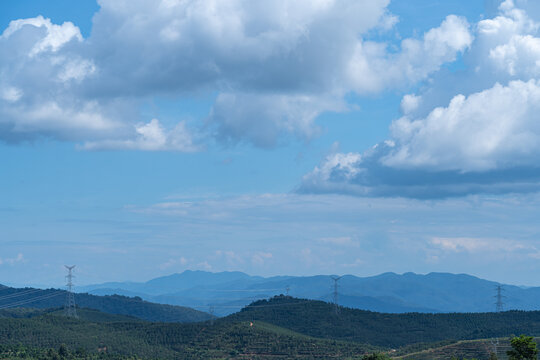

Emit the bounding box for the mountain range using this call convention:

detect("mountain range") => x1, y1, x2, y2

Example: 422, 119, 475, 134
77, 271, 540, 316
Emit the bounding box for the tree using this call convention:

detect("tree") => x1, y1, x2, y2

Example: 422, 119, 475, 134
58, 344, 69, 357
507, 335, 538, 360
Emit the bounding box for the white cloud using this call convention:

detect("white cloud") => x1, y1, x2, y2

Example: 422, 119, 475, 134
0, 0, 476, 148
82, 119, 199, 152
1, 16, 82, 56
307, 152, 363, 181
89, 0, 391, 95
384, 80, 540, 172
490, 34, 540, 76
0, 12, 196, 149
400, 94, 421, 114
347, 15, 472, 94
301, 1, 540, 198
0, 14, 120, 143
0, 87, 22, 103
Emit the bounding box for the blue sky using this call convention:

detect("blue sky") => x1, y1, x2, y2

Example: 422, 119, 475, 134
2, 0, 540, 287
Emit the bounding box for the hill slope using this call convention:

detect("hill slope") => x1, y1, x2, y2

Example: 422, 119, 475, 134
226, 296, 540, 348
0, 286, 211, 323
3, 297, 540, 359
0, 311, 377, 359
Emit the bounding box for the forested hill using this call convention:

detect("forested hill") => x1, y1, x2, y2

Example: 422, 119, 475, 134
0, 285, 211, 323
226, 295, 540, 348
0, 311, 378, 359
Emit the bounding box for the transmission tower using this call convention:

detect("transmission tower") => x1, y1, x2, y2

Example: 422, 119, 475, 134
285, 286, 290, 296
331, 276, 342, 315
64, 265, 77, 318
494, 284, 505, 312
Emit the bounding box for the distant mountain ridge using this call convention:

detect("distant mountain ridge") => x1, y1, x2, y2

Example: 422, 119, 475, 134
77, 270, 540, 316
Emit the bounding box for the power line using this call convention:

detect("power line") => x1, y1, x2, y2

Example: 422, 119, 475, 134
0, 291, 63, 309
0, 288, 45, 301
65, 265, 77, 318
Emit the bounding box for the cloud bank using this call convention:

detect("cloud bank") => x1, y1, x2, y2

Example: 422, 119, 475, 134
301, 0, 540, 198
0, 0, 472, 149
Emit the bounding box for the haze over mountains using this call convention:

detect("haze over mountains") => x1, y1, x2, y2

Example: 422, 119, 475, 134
77, 271, 540, 316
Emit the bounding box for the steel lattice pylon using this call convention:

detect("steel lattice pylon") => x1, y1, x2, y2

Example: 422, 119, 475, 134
65, 265, 78, 318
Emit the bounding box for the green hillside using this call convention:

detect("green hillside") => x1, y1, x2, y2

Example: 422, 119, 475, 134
227, 296, 540, 348
0, 307, 139, 322
3, 296, 540, 359
0, 310, 378, 359
0, 286, 210, 323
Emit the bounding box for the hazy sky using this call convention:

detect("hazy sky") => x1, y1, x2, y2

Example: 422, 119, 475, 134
2, 0, 540, 287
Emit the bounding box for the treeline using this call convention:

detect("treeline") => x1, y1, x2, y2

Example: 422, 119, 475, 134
0, 343, 140, 359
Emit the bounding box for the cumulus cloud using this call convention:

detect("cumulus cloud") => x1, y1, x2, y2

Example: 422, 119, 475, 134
87, 0, 391, 95
0, 0, 474, 148
0, 14, 197, 149
300, 93, 540, 198
347, 15, 472, 94
301, 0, 540, 198
385, 80, 540, 172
